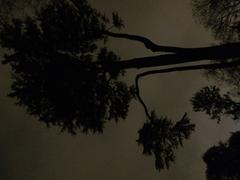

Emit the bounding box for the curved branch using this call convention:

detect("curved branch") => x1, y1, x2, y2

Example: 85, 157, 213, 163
135, 73, 152, 120
134, 60, 240, 120
137, 60, 240, 78
104, 31, 188, 53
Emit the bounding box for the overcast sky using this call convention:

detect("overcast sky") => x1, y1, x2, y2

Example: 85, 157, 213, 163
1, 0, 240, 179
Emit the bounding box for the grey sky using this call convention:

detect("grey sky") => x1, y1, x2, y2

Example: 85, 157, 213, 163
0, 0, 239, 179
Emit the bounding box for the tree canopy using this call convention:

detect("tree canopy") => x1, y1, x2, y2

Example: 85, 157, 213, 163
192, 0, 240, 42
0, 0, 135, 134
192, 0, 240, 179
203, 131, 240, 180
191, 0, 240, 126
1, 0, 240, 174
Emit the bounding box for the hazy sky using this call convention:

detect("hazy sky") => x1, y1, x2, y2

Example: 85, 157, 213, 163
1, 0, 240, 179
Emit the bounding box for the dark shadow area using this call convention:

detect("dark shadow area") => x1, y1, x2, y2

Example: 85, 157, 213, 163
204, 131, 240, 180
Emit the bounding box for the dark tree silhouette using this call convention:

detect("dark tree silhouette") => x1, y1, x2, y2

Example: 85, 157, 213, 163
192, 0, 240, 86
191, 0, 240, 122
192, 0, 240, 88
0, 0, 135, 134
192, 1, 240, 179
203, 131, 240, 180
137, 112, 195, 171
1, 0, 240, 172
192, 86, 240, 122
192, 0, 240, 41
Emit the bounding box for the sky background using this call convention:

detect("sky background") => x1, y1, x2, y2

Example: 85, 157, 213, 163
1, 0, 240, 179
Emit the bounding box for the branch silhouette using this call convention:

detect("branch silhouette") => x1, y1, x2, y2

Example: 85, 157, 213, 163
134, 60, 240, 121
104, 31, 188, 53
114, 42, 240, 69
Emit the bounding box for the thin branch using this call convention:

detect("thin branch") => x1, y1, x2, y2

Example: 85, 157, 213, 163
137, 60, 240, 78
135, 74, 152, 120
103, 30, 188, 53
134, 60, 240, 120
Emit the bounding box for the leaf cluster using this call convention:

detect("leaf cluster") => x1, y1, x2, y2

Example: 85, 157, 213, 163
0, 0, 133, 134
204, 131, 240, 180
137, 112, 195, 171
192, 0, 240, 41
192, 86, 240, 122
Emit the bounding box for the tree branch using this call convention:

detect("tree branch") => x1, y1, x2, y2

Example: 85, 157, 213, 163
103, 31, 188, 53
112, 42, 240, 70
135, 74, 152, 120
136, 60, 240, 78
134, 60, 240, 120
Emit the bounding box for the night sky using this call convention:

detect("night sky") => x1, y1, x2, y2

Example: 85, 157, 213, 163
0, 0, 240, 179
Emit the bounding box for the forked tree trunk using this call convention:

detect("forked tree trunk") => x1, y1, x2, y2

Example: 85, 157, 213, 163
103, 31, 240, 70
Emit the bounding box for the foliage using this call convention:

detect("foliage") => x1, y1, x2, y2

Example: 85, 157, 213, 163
206, 62, 240, 91
203, 131, 240, 180
0, 0, 222, 173
0, 0, 134, 134
137, 112, 195, 171
191, 86, 240, 122
111, 12, 124, 29
192, 0, 240, 42
192, 0, 240, 127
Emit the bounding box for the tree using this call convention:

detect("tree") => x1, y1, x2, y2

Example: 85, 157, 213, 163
192, 86, 240, 122
137, 112, 194, 171
1, 0, 240, 172
192, 0, 240, 179
192, 0, 240, 97
191, 0, 240, 107
191, 0, 240, 122
203, 131, 240, 180
192, 0, 240, 41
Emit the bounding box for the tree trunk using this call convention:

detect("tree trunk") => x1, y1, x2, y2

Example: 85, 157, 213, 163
111, 42, 240, 70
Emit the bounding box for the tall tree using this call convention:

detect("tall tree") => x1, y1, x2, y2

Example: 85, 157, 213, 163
1, 0, 240, 172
